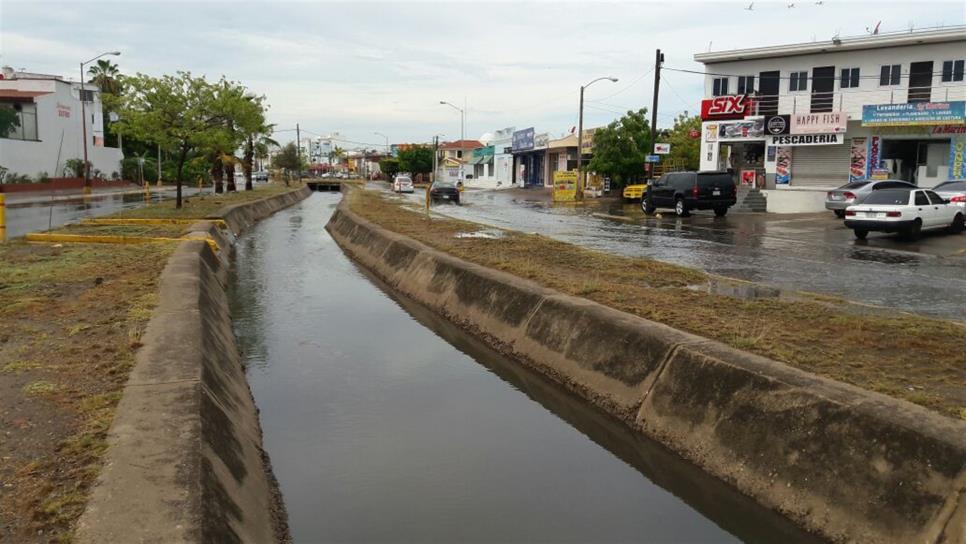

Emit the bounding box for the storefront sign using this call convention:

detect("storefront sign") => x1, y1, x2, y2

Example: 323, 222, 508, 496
869, 136, 882, 174
703, 122, 718, 142
950, 136, 966, 180
580, 128, 596, 153
717, 118, 764, 140
701, 94, 752, 121
934, 125, 966, 135
654, 143, 670, 154
512, 128, 534, 152
765, 115, 790, 136
645, 154, 661, 163
861, 101, 966, 127
776, 147, 792, 184
791, 112, 848, 134
552, 170, 578, 202
769, 134, 843, 146
849, 137, 868, 181
534, 132, 550, 148
688, 129, 700, 139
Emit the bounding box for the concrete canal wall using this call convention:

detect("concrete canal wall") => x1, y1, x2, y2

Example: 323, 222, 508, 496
326, 191, 966, 544
75, 185, 310, 543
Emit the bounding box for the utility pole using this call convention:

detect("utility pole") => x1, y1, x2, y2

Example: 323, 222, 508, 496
650, 49, 664, 180
577, 85, 585, 196
433, 135, 439, 183
157, 143, 162, 187
295, 123, 301, 180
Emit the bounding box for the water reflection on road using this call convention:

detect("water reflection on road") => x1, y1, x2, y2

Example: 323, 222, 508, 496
229, 193, 819, 543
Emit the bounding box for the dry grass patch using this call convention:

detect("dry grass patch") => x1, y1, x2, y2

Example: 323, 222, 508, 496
112, 183, 293, 220
347, 188, 966, 419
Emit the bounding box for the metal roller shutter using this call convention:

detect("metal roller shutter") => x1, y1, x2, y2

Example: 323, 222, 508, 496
791, 140, 851, 188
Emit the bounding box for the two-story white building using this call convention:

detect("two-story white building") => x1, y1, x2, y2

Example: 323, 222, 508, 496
0, 66, 123, 179
695, 27, 966, 212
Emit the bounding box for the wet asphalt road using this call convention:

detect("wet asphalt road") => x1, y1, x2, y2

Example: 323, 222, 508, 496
387, 185, 965, 321
4, 187, 205, 239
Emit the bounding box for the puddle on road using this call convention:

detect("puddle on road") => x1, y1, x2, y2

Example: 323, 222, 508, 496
454, 228, 505, 239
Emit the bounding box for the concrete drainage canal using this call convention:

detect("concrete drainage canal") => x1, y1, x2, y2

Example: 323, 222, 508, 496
228, 192, 821, 543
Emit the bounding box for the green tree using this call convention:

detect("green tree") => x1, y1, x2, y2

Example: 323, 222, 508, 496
114, 72, 215, 207
586, 108, 651, 187
379, 157, 400, 180
327, 145, 346, 165
87, 60, 122, 95
397, 146, 433, 176
274, 142, 303, 184
665, 113, 701, 171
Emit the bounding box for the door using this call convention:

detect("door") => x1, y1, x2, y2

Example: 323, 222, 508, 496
908, 62, 933, 103
913, 191, 935, 226
651, 174, 673, 205
810, 66, 835, 113
926, 190, 953, 227
758, 71, 780, 115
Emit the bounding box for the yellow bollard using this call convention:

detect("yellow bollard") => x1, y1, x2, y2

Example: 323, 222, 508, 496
425, 186, 431, 212
198, 176, 202, 192
0, 193, 6, 242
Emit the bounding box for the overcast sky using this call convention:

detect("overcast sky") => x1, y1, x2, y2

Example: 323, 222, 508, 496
2, 1, 963, 148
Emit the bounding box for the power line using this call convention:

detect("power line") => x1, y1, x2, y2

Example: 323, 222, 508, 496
659, 74, 693, 113
593, 67, 655, 102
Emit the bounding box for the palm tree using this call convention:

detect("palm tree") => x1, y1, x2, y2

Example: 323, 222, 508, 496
243, 129, 277, 191
87, 59, 122, 95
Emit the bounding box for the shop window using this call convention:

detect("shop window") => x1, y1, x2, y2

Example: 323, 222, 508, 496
737, 76, 755, 95
840, 67, 860, 88
879, 64, 901, 86
942, 60, 965, 82
456, 150, 462, 158
788, 71, 808, 92
712, 77, 729, 96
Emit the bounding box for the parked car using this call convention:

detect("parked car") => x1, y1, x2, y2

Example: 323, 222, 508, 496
622, 183, 647, 201
844, 188, 964, 240
642, 171, 736, 217
254, 171, 269, 183
393, 175, 414, 193
825, 179, 916, 218
931, 180, 966, 209
429, 181, 460, 204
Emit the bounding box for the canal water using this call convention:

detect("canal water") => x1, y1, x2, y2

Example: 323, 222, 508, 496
228, 193, 819, 543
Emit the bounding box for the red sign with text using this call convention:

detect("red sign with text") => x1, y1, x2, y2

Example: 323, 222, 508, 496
701, 95, 752, 121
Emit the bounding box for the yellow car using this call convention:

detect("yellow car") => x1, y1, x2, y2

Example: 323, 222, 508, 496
622, 184, 647, 201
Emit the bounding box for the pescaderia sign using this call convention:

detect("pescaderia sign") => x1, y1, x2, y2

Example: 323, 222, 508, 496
862, 101, 966, 127
768, 134, 843, 146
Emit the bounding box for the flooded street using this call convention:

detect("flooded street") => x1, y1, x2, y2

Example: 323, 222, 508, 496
229, 193, 817, 543
412, 188, 966, 320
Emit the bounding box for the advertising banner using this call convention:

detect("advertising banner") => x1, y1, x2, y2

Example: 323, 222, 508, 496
512, 128, 535, 151
791, 112, 848, 134
535, 132, 550, 148
861, 101, 966, 127
768, 134, 844, 146
552, 170, 578, 202
717, 118, 764, 140
849, 137, 868, 181
580, 128, 596, 153
701, 95, 752, 120
645, 155, 661, 163
950, 136, 966, 180
765, 115, 790, 136
775, 147, 792, 184
703, 122, 718, 143
654, 143, 671, 154
869, 136, 881, 174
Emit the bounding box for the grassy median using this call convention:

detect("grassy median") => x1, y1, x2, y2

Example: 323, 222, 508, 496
348, 187, 966, 420
0, 184, 294, 542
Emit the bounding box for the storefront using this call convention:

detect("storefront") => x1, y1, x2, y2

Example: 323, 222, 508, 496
511, 128, 549, 187
701, 117, 766, 187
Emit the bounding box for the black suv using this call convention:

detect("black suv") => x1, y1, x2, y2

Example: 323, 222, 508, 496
642, 171, 737, 217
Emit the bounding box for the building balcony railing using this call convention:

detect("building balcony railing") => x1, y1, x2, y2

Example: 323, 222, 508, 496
742, 84, 966, 118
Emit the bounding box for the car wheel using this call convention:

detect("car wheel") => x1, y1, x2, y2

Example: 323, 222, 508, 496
833, 210, 845, 218
853, 229, 868, 240
713, 207, 728, 217
642, 199, 656, 215
904, 219, 922, 241
674, 198, 690, 217
950, 213, 965, 234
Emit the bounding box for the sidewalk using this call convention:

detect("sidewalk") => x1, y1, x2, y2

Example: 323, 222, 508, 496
4, 185, 185, 206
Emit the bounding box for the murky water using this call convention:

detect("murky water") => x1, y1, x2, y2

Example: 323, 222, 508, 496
229, 193, 820, 543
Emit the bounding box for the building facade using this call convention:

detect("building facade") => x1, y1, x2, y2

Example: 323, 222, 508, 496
0, 67, 124, 179
436, 139, 482, 183
695, 27, 966, 212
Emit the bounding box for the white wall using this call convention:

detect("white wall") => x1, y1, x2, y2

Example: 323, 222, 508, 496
0, 78, 122, 178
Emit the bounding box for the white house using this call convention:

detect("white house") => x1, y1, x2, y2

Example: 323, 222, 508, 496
0, 66, 123, 179
694, 27, 966, 212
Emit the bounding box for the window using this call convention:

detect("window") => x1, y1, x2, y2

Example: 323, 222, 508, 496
788, 71, 808, 92
79, 89, 96, 102
865, 190, 911, 205
840, 67, 860, 88
712, 77, 729, 96
942, 60, 965, 82
456, 150, 462, 158
880, 64, 901, 86
914, 191, 929, 206
926, 191, 946, 205
737, 75, 755, 95
0, 102, 39, 141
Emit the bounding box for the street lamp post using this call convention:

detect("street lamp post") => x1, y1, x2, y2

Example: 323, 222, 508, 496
79, 51, 121, 194
576, 76, 618, 197
430, 133, 444, 184
439, 101, 464, 184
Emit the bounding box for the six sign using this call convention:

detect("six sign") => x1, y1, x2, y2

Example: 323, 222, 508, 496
701, 95, 751, 121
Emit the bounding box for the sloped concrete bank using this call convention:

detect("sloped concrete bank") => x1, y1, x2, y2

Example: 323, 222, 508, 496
325, 192, 966, 544
75, 186, 310, 543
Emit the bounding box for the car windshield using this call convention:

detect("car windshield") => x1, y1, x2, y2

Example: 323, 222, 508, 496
434, 182, 456, 188
933, 181, 966, 192
397, 177, 412, 183
838, 181, 870, 190
863, 190, 910, 205
696, 173, 733, 187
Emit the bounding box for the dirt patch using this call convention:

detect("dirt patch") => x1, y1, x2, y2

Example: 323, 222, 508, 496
112, 184, 292, 220
347, 188, 966, 420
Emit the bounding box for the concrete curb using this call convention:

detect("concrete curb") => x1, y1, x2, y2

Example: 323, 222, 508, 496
75, 186, 310, 543
325, 188, 966, 544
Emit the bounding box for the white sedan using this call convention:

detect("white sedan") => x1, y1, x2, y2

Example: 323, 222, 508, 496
844, 188, 965, 240
392, 176, 414, 193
